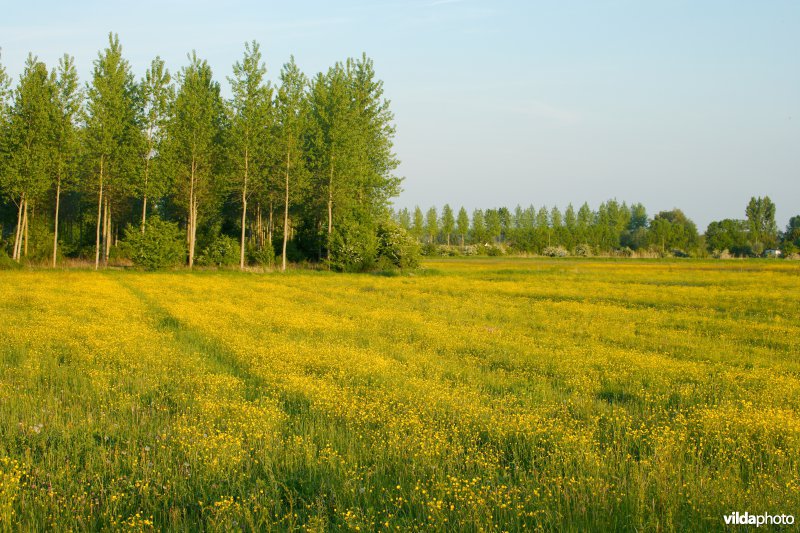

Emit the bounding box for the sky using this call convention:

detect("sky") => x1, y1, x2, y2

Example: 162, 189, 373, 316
1, 0, 798, 229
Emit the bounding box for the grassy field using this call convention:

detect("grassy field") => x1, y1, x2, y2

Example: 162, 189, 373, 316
1, 258, 799, 531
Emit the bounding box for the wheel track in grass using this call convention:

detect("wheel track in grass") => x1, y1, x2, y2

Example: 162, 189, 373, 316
112, 274, 270, 403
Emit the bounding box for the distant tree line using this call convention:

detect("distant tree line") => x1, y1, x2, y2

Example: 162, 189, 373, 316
0, 34, 414, 271
395, 196, 799, 258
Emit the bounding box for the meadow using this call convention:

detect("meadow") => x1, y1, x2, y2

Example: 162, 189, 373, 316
1, 258, 799, 531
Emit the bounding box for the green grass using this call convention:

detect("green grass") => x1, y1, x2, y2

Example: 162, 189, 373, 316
0, 258, 799, 531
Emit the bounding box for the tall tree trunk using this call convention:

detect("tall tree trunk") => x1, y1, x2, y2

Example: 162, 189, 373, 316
240, 149, 248, 270
141, 155, 150, 233
13, 194, 24, 261
256, 203, 263, 250
95, 157, 104, 270
104, 197, 111, 266
282, 149, 290, 272
22, 199, 29, 258
327, 159, 333, 261
188, 158, 196, 268
52, 176, 61, 267
141, 195, 148, 233
268, 199, 273, 245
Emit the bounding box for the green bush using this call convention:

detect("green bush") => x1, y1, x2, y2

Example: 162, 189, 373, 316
542, 246, 568, 257
376, 221, 420, 270
0, 249, 22, 270
485, 244, 504, 256
329, 223, 378, 272
197, 234, 240, 267
248, 243, 276, 267
122, 216, 187, 270
575, 243, 593, 257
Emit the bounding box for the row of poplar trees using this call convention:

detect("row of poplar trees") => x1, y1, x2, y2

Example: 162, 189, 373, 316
0, 34, 400, 269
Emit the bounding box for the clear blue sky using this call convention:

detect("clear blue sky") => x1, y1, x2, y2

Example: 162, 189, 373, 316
2, 0, 798, 229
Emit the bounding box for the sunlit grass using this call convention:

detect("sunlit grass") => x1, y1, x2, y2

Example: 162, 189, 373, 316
1, 258, 799, 530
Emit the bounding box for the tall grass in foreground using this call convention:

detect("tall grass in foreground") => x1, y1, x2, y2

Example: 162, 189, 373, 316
1, 259, 799, 531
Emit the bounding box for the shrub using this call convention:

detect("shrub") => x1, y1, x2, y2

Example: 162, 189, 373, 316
575, 243, 593, 257
248, 243, 276, 267
0, 250, 22, 270
197, 235, 240, 267
485, 244, 504, 256
122, 216, 186, 270
376, 221, 420, 270
329, 223, 378, 272
542, 246, 568, 257
420, 242, 440, 256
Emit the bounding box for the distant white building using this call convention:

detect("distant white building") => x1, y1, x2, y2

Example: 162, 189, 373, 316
764, 249, 782, 258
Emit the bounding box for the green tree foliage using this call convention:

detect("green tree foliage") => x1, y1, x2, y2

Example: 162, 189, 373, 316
425, 206, 438, 244
456, 207, 469, 248
197, 234, 240, 267
228, 41, 272, 269
85, 33, 141, 268
411, 206, 424, 241
746, 196, 778, 253
122, 215, 186, 269
275, 57, 308, 271
137, 56, 173, 231
783, 216, 800, 253
705, 219, 750, 256
471, 209, 486, 244
485, 209, 501, 243
397, 207, 411, 230
307, 62, 358, 260
440, 204, 454, 246
649, 209, 700, 254
51, 54, 81, 267
166, 51, 225, 268
375, 220, 420, 270
2, 55, 57, 262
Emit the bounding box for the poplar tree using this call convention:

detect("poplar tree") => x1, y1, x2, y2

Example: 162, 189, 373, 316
348, 54, 400, 220
137, 56, 173, 231
485, 209, 501, 243
425, 206, 438, 244
0, 48, 10, 117
397, 207, 411, 230
308, 62, 358, 259
275, 57, 307, 271
3, 55, 56, 261
456, 207, 469, 248
229, 41, 272, 269
0, 50, 13, 249
746, 196, 778, 252
167, 52, 225, 268
85, 33, 139, 268
471, 209, 486, 244
51, 54, 81, 267
412, 206, 424, 241
441, 204, 454, 246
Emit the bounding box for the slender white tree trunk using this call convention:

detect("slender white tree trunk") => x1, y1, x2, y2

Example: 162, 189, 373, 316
240, 148, 248, 270
268, 200, 273, 245
22, 200, 29, 258
52, 177, 61, 267
13, 194, 24, 261
103, 197, 111, 266
188, 159, 196, 268
327, 159, 333, 261
95, 158, 104, 270
282, 149, 290, 272
141, 151, 150, 233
